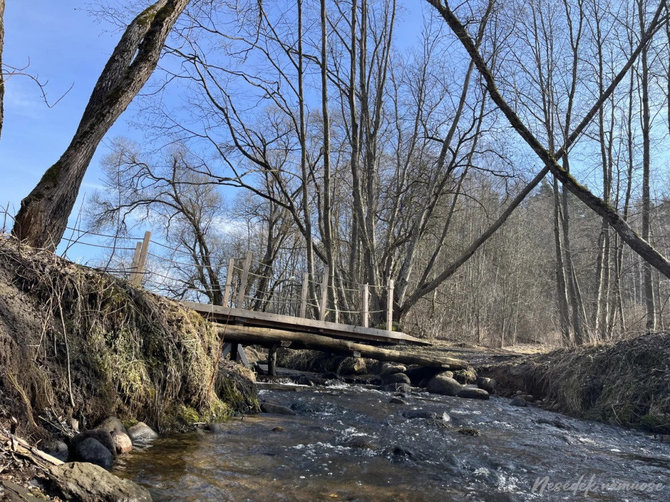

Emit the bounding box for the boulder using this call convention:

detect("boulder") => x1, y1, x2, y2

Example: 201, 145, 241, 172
453, 368, 477, 384
111, 431, 133, 454
127, 422, 159, 444
95, 417, 127, 436
380, 363, 406, 376
457, 387, 490, 400
403, 410, 437, 420
70, 430, 116, 466
476, 377, 496, 394
510, 396, 528, 407
71, 437, 114, 469
40, 439, 69, 462
205, 423, 228, 434
405, 366, 443, 386
260, 402, 297, 415
382, 372, 411, 385
427, 373, 462, 396
48, 462, 151, 501
337, 357, 367, 376
381, 382, 411, 394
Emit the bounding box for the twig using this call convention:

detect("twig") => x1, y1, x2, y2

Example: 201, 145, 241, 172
56, 294, 76, 410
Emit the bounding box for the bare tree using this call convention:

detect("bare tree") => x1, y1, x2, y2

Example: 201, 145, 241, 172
12, 0, 190, 251
426, 0, 670, 279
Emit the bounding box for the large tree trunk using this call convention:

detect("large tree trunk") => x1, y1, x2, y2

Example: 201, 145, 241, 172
12, 0, 190, 251
639, 1, 656, 331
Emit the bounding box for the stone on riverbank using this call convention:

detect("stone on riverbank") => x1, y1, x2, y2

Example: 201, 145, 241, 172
427, 373, 462, 396
96, 417, 128, 436
71, 437, 114, 469
382, 372, 411, 385
127, 422, 159, 444
457, 387, 490, 400
380, 363, 406, 376
48, 462, 151, 502
111, 431, 133, 454
476, 377, 496, 394
40, 439, 69, 462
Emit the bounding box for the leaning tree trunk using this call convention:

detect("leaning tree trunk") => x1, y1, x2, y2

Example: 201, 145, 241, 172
12, 0, 190, 251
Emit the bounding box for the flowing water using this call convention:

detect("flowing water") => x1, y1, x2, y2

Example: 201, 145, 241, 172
115, 382, 670, 501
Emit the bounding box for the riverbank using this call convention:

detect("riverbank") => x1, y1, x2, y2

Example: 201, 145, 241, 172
0, 237, 258, 499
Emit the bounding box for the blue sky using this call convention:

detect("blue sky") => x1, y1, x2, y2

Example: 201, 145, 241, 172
0, 1, 131, 222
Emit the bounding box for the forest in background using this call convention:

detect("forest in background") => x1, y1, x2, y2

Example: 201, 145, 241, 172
5, 0, 670, 348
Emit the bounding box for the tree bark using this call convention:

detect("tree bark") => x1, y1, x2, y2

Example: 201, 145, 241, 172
639, 0, 656, 330
12, 0, 190, 251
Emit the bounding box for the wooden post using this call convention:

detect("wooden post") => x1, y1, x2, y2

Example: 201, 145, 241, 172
236, 251, 253, 308
361, 283, 369, 328
130, 231, 151, 287
386, 279, 394, 332
129, 242, 142, 284
319, 270, 329, 321
268, 343, 279, 377
223, 257, 235, 307
300, 272, 309, 318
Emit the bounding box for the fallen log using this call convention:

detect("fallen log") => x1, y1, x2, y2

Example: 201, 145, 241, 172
215, 324, 468, 370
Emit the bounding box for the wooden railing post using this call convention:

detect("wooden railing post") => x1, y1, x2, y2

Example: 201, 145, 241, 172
130, 231, 151, 287
300, 272, 309, 318
236, 251, 253, 308
129, 242, 142, 285
223, 257, 235, 307
386, 279, 394, 332
319, 270, 329, 321
361, 283, 369, 328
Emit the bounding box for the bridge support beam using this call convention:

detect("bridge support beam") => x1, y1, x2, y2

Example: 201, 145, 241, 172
215, 324, 468, 370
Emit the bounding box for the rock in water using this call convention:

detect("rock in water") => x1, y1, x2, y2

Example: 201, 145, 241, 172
71, 437, 114, 469
382, 372, 411, 385
96, 417, 128, 436
403, 410, 437, 420
127, 422, 159, 444
260, 402, 297, 415
427, 373, 462, 396
205, 423, 228, 434
457, 387, 490, 400
510, 396, 528, 407
476, 377, 496, 394
111, 431, 133, 454
49, 462, 151, 501
381, 382, 411, 394
380, 363, 406, 376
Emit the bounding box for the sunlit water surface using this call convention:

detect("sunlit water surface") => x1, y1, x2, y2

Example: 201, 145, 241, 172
115, 383, 670, 501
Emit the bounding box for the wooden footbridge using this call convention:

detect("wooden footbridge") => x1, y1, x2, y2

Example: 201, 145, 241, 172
64, 229, 467, 373
184, 301, 470, 375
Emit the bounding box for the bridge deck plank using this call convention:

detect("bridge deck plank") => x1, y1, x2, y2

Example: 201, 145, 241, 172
182, 301, 430, 346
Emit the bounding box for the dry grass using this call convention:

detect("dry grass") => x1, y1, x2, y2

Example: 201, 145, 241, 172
480, 333, 670, 433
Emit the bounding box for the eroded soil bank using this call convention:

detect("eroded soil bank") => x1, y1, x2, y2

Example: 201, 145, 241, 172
0, 237, 258, 499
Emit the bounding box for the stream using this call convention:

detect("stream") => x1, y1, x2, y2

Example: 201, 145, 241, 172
115, 382, 670, 501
